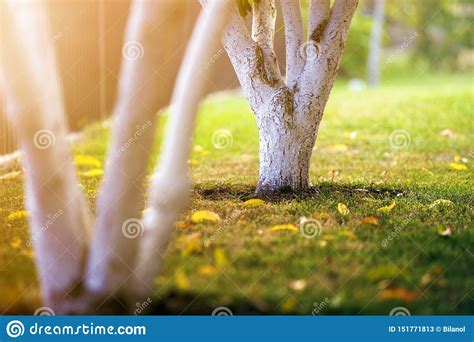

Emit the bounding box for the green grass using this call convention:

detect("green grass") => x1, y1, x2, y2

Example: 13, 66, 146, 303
1, 73, 473, 315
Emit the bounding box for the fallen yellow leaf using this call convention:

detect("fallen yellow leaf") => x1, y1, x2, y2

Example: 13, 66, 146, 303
243, 199, 265, 208
10, 237, 22, 249
341, 230, 356, 239
191, 210, 220, 224
188, 159, 199, 166
448, 162, 468, 171
179, 232, 202, 257
7, 210, 28, 221
360, 216, 379, 226
379, 288, 418, 302
429, 199, 453, 209
20, 249, 35, 258
74, 155, 101, 168
376, 200, 396, 213
197, 265, 217, 277
337, 203, 349, 216
328, 144, 349, 153
270, 224, 299, 232
313, 211, 331, 220
214, 247, 229, 270
175, 270, 190, 290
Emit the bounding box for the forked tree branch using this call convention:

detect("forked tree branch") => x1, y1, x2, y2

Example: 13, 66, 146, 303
280, 0, 304, 88
223, 13, 283, 114
297, 0, 358, 122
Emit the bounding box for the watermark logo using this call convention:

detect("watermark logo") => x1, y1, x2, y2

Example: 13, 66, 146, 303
212, 129, 233, 149
6, 320, 25, 338
299, 218, 322, 239
389, 129, 411, 149
133, 298, 153, 316
34, 306, 55, 316
122, 218, 144, 239
299, 41, 320, 61
389, 306, 411, 316
122, 41, 144, 61
34, 129, 55, 150
312, 298, 330, 315
211, 306, 233, 316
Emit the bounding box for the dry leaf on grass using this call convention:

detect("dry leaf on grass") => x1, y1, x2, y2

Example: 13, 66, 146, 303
7, 210, 28, 221
429, 199, 453, 209
179, 232, 202, 257
74, 155, 101, 168
10, 237, 22, 249
197, 265, 217, 277
175, 270, 190, 290
243, 199, 265, 208
360, 216, 380, 226
376, 200, 396, 213
270, 224, 299, 232
379, 288, 417, 302
214, 248, 229, 270
337, 203, 349, 216
191, 210, 220, 224
448, 162, 468, 171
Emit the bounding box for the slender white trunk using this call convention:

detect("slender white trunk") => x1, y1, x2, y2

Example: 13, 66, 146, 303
84, 0, 196, 309
367, 0, 385, 87
0, 1, 92, 312
133, 0, 232, 300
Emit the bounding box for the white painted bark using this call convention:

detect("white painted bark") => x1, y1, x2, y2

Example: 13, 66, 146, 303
280, 0, 305, 88
133, 0, 233, 300
0, 0, 229, 313
0, 1, 92, 312
224, 0, 359, 194
367, 0, 385, 87
84, 0, 195, 308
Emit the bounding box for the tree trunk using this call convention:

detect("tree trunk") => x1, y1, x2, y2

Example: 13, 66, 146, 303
367, 0, 385, 87
223, 0, 359, 196
255, 90, 316, 194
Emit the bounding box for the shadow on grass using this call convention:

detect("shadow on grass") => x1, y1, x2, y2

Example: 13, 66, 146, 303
194, 182, 406, 203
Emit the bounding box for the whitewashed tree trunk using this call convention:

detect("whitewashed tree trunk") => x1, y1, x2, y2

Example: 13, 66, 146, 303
1, 0, 230, 314
367, 0, 385, 87
224, 0, 359, 194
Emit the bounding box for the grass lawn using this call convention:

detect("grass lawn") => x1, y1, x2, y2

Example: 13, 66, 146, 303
1, 73, 473, 315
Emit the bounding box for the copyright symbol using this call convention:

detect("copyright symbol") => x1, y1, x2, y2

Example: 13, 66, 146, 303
436, 326, 441, 332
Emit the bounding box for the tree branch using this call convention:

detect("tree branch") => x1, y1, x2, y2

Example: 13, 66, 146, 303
280, 0, 304, 88
223, 13, 282, 114
252, 0, 276, 51
296, 0, 358, 123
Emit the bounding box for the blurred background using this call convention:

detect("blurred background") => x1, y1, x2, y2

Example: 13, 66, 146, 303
0, 0, 472, 154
